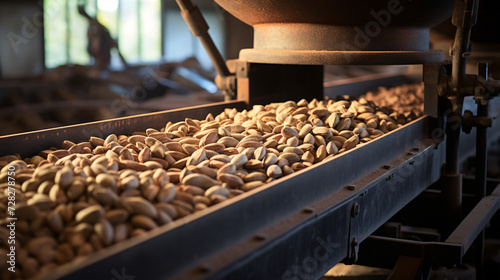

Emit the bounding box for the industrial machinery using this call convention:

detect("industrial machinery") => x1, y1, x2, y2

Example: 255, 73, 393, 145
1, 0, 500, 279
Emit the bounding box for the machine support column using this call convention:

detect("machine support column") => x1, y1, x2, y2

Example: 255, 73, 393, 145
473, 63, 489, 280
442, 111, 463, 233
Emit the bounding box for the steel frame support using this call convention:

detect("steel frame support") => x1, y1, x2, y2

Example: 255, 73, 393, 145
472, 62, 490, 279
446, 183, 500, 256
355, 183, 500, 276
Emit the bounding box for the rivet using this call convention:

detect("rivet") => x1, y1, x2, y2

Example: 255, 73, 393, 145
351, 202, 360, 217
346, 185, 356, 191
303, 207, 314, 214
255, 234, 267, 241
198, 265, 211, 273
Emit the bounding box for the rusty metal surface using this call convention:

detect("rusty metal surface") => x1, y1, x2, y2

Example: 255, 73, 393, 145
214, 0, 454, 59
213, 0, 454, 27
0, 100, 246, 158
253, 25, 430, 51
239, 49, 445, 65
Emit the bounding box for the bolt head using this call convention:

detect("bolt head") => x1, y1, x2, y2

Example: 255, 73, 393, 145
351, 202, 360, 217
255, 234, 267, 241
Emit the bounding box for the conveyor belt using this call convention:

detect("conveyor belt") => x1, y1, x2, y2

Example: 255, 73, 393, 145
1, 79, 499, 280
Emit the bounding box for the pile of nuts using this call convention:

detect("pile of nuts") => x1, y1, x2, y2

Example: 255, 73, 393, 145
363, 83, 424, 121
0, 83, 423, 279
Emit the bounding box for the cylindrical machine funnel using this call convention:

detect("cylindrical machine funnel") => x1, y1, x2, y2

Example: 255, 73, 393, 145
214, 0, 455, 64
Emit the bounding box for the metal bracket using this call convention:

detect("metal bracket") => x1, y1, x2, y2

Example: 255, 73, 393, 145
214, 74, 237, 99
423, 62, 448, 118
357, 183, 500, 271
236, 61, 249, 79
462, 110, 493, 134
348, 237, 359, 264
461, 63, 499, 134
358, 235, 463, 268
445, 183, 500, 254
345, 202, 361, 264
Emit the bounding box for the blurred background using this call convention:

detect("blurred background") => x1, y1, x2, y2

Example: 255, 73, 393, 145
0, 0, 253, 135
1, 0, 498, 136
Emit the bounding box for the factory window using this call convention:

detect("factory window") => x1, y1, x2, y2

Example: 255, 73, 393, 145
44, 0, 225, 70
44, 0, 162, 69
163, 4, 225, 69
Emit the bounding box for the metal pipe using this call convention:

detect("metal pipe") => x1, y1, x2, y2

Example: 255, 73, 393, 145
442, 118, 463, 232
473, 63, 489, 280
445, 116, 462, 175
442, 0, 479, 236
450, 0, 478, 94
175, 0, 233, 100
476, 103, 488, 199
450, 26, 471, 93
474, 104, 487, 280
475, 62, 489, 202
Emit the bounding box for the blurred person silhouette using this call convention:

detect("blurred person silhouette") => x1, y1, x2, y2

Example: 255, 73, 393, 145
78, 4, 127, 74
